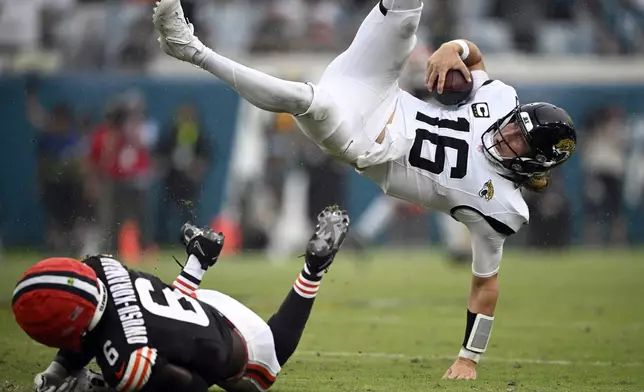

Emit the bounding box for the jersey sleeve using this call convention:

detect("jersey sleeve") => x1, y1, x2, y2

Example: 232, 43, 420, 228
469, 70, 491, 97
113, 347, 160, 392
452, 208, 507, 277
82, 254, 116, 273
82, 255, 101, 269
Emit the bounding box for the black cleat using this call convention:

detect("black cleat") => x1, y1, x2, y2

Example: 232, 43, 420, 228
180, 223, 225, 270
305, 206, 350, 275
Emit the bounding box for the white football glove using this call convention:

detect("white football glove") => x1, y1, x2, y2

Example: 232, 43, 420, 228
34, 362, 73, 392
35, 364, 113, 392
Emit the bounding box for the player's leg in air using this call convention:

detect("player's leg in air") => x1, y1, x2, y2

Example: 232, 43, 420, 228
153, 0, 423, 167
265, 206, 350, 366
176, 206, 350, 392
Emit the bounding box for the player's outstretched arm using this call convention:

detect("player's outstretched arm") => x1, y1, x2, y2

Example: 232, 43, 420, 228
442, 209, 505, 380
443, 274, 499, 380
34, 349, 95, 392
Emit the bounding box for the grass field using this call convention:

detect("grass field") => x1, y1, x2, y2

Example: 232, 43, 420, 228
1, 247, 643, 392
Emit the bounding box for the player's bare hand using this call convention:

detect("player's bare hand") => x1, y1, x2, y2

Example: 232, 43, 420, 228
442, 358, 477, 380
425, 43, 471, 94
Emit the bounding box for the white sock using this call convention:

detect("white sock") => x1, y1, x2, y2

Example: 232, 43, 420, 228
172, 255, 205, 296
293, 264, 323, 299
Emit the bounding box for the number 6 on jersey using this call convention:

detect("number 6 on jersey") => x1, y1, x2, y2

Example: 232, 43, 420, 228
135, 278, 210, 327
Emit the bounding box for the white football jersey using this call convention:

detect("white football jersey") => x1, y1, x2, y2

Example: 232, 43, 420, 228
362, 78, 529, 235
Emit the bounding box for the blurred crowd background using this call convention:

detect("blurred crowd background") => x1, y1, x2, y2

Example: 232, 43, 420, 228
3, 0, 644, 70
0, 0, 643, 263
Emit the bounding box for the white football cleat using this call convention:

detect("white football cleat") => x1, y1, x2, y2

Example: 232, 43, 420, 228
152, 0, 204, 63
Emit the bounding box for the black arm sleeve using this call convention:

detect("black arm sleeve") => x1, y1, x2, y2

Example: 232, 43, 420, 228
141, 363, 210, 392
53, 348, 95, 373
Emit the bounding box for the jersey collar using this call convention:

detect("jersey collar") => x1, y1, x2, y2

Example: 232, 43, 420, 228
88, 279, 108, 332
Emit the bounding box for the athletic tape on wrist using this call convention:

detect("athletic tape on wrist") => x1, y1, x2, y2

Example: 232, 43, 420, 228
451, 39, 470, 61
458, 347, 481, 363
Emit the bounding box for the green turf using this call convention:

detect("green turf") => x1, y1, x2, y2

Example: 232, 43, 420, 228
1, 247, 643, 391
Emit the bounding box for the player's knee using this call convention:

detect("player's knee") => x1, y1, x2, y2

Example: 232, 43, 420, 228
399, 19, 418, 39
295, 85, 344, 145
398, 11, 423, 39
297, 84, 333, 122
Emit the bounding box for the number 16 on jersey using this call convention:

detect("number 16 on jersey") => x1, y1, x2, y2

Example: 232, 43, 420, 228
408, 111, 471, 179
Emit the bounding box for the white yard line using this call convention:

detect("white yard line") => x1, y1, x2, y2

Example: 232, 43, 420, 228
322, 315, 644, 331
296, 350, 643, 367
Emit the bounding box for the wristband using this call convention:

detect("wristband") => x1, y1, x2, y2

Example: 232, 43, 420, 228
451, 39, 470, 61
458, 347, 481, 363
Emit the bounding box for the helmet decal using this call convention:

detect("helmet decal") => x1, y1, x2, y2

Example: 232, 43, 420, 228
555, 138, 575, 157
519, 112, 534, 132
478, 180, 495, 201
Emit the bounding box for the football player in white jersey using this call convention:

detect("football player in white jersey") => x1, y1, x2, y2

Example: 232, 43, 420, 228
153, 0, 577, 381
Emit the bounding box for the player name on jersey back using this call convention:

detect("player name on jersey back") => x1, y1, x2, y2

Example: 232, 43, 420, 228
100, 257, 149, 345
82, 255, 239, 389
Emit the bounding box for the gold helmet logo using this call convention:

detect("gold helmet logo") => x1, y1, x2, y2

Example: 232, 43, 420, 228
555, 139, 575, 156
479, 180, 494, 201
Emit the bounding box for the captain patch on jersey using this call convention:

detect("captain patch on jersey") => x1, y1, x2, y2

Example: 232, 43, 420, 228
471, 102, 490, 118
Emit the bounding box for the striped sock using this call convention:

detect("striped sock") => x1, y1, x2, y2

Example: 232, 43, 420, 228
292, 264, 323, 299
172, 255, 205, 296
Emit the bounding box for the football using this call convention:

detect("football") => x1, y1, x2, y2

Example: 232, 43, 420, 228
429, 69, 473, 106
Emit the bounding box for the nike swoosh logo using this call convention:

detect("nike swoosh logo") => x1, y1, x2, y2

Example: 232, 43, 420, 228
342, 140, 354, 154
194, 240, 205, 256
115, 362, 125, 379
